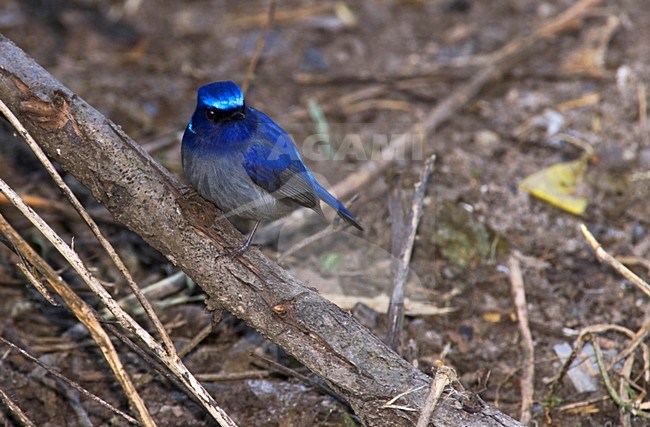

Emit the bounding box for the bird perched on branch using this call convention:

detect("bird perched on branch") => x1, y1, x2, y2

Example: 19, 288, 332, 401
182, 81, 362, 255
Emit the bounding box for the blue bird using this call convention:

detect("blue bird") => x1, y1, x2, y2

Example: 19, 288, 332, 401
182, 81, 362, 255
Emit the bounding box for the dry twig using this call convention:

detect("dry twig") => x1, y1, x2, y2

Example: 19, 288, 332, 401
416, 365, 457, 427
195, 371, 271, 382
508, 255, 534, 425
14, 257, 59, 306
580, 224, 650, 297
591, 336, 650, 419
382, 386, 426, 412
386, 154, 435, 352
178, 323, 213, 358
0, 384, 36, 427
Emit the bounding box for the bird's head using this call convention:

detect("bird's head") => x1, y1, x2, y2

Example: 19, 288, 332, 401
194, 81, 247, 126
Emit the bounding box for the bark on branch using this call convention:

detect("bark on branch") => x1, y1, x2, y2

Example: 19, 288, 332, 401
0, 35, 519, 426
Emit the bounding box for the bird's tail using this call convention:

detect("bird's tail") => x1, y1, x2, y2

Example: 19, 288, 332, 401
314, 183, 363, 231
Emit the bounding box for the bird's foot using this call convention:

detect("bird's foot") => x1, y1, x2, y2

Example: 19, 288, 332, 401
224, 242, 252, 258
222, 220, 261, 258
221, 240, 262, 258
217, 221, 262, 258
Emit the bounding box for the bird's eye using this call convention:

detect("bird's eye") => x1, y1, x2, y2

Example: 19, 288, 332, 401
204, 106, 244, 123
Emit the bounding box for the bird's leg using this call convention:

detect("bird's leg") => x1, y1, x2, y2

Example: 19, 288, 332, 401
227, 220, 261, 257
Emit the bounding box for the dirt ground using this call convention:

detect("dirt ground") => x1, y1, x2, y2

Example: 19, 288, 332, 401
1, 0, 650, 425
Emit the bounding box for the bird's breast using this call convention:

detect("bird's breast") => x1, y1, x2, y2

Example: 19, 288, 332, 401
181, 143, 294, 221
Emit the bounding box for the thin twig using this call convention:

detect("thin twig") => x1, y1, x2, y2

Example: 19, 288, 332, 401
134, 311, 212, 389
386, 154, 435, 351
100, 271, 189, 321
178, 323, 213, 358
591, 336, 650, 419
241, 0, 277, 96
0, 193, 74, 215
556, 395, 609, 413
0, 336, 140, 425
580, 224, 650, 297
0, 99, 176, 357
14, 257, 60, 306
571, 325, 650, 418
195, 371, 271, 382
508, 255, 534, 425
579, 222, 650, 407
611, 317, 650, 367
381, 386, 426, 412
0, 214, 154, 426
618, 351, 635, 427
547, 334, 588, 397
0, 384, 36, 427
416, 365, 456, 427
103, 322, 191, 393
388, 184, 406, 258
577, 323, 636, 342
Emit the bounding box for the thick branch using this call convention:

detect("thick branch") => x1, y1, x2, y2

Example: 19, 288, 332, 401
0, 35, 519, 426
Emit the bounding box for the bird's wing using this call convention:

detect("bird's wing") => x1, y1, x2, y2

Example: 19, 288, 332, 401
243, 140, 322, 212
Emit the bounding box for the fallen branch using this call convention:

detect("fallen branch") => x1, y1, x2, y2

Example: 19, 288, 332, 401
386, 154, 435, 351
508, 255, 535, 425
0, 36, 521, 426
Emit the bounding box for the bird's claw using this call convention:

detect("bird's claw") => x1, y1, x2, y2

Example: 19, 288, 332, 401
220, 242, 259, 258
225, 244, 249, 258
219, 220, 260, 258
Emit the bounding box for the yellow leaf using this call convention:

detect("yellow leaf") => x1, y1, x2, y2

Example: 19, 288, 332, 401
519, 159, 588, 215
482, 312, 503, 323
